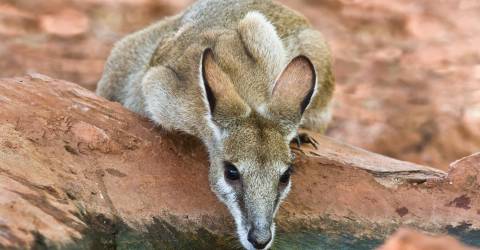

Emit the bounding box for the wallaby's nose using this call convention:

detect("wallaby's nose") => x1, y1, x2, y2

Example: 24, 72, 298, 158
247, 228, 272, 249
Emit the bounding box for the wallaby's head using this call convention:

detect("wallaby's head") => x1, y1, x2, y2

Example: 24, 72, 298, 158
199, 43, 316, 249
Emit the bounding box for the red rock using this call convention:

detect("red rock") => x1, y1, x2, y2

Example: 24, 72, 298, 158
39, 8, 89, 37
0, 76, 478, 248
71, 121, 109, 144
379, 228, 475, 250
0, 3, 37, 36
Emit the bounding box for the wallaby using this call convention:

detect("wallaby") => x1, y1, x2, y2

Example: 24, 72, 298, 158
97, 0, 334, 249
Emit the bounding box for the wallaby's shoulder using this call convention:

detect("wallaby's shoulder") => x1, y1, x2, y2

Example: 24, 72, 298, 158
96, 14, 181, 101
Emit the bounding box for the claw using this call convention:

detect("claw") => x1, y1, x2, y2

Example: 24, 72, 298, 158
295, 135, 301, 148
296, 132, 318, 149
290, 146, 305, 156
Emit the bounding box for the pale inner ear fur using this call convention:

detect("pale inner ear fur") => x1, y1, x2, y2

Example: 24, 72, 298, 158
270, 56, 317, 116
201, 49, 251, 121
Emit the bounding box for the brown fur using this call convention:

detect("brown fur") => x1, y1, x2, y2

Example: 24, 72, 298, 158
97, 1, 334, 249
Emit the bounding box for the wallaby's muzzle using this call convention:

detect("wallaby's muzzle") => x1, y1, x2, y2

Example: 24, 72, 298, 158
241, 171, 279, 249
247, 224, 272, 249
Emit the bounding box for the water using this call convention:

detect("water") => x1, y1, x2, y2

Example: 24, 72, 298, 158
32, 214, 480, 250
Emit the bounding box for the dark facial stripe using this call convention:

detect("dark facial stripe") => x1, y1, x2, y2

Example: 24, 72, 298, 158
202, 49, 216, 113
299, 56, 316, 114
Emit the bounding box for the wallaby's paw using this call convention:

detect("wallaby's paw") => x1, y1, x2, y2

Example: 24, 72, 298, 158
291, 132, 318, 149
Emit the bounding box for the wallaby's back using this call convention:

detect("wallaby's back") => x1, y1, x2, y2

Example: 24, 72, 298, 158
97, 0, 334, 134
179, 0, 309, 35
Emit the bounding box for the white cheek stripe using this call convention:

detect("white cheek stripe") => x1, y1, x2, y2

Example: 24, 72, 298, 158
216, 178, 255, 249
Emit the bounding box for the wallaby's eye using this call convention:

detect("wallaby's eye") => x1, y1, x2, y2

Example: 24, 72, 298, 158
224, 162, 240, 181
280, 165, 292, 184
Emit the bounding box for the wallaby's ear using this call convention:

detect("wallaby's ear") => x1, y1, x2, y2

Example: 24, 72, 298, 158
201, 48, 218, 113
269, 56, 316, 118
200, 48, 250, 122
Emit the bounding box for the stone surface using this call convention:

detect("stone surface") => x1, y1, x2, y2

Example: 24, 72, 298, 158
39, 8, 89, 37
379, 228, 476, 250
0, 76, 478, 249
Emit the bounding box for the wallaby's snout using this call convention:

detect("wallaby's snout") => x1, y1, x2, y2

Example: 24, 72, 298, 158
248, 223, 272, 249
244, 175, 276, 249
228, 157, 291, 250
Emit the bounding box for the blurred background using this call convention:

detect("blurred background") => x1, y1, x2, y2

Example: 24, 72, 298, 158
1, 0, 479, 170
